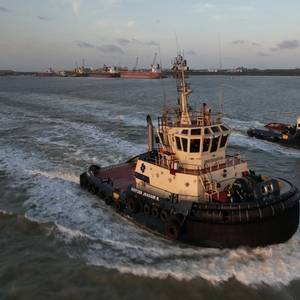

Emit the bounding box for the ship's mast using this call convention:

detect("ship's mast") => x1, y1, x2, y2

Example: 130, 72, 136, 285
173, 54, 191, 125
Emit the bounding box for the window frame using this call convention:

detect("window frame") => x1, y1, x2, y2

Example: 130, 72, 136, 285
181, 137, 188, 152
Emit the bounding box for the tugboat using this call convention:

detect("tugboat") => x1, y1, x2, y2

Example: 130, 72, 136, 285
247, 118, 300, 147
80, 55, 299, 248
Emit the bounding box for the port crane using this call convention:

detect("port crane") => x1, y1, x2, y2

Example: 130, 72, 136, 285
132, 57, 139, 71
151, 52, 158, 67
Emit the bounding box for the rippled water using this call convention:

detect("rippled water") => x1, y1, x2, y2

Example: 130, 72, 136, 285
1, 76, 300, 299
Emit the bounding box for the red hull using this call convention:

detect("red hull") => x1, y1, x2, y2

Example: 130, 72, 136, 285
120, 71, 163, 79
89, 72, 120, 78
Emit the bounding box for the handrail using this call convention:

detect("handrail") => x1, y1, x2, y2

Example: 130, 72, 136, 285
158, 110, 223, 128
140, 152, 244, 176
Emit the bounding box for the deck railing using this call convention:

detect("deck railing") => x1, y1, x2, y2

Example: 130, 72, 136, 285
158, 110, 222, 129
140, 152, 244, 176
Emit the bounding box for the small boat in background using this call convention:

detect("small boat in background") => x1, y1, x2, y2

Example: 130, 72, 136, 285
36, 68, 57, 77
248, 117, 300, 147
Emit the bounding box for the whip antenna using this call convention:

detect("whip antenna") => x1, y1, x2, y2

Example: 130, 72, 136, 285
218, 33, 224, 114
158, 45, 167, 111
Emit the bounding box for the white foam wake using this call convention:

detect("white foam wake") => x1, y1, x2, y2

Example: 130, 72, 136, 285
24, 163, 300, 286
1, 103, 300, 285
230, 132, 300, 158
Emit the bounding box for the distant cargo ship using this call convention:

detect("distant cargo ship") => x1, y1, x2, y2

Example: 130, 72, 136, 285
120, 66, 165, 79
89, 65, 120, 78
120, 54, 166, 79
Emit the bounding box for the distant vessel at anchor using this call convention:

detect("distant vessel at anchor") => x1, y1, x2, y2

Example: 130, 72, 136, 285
80, 54, 299, 248
120, 54, 165, 79
89, 65, 120, 78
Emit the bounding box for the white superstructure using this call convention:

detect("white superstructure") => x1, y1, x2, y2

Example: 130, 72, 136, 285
134, 55, 249, 202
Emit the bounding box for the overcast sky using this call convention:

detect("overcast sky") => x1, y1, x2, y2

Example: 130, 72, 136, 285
1, 0, 300, 71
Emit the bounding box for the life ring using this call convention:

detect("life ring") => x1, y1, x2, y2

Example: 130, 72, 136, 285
165, 220, 181, 240
127, 198, 139, 213
143, 203, 151, 215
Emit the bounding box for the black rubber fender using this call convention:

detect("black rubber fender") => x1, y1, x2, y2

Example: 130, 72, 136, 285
90, 184, 98, 195
127, 198, 140, 214
165, 219, 181, 240
88, 165, 101, 175
160, 209, 169, 222
143, 203, 151, 215
105, 196, 113, 205
152, 206, 160, 218
80, 173, 88, 189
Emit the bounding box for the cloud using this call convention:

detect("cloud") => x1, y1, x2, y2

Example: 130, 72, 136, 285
117, 38, 131, 46
232, 40, 246, 45
193, 3, 216, 13
75, 40, 124, 54
277, 40, 299, 49
131, 38, 159, 46
127, 20, 136, 28
75, 40, 95, 48
37, 16, 52, 21
186, 50, 198, 56
232, 40, 262, 47
0, 6, 12, 13
96, 44, 124, 54
117, 38, 159, 47
57, 0, 122, 15
270, 39, 300, 52
257, 51, 270, 57
62, 0, 81, 15
231, 6, 255, 13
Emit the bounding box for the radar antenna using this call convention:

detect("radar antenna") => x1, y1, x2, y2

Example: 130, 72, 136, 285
172, 54, 191, 125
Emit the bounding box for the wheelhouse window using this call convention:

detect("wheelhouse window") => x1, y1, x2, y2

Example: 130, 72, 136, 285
190, 139, 200, 153
158, 132, 165, 145
211, 126, 220, 133
220, 135, 228, 148
211, 137, 220, 153
181, 138, 188, 152
204, 128, 211, 135
181, 129, 189, 135
203, 138, 211, 152
221, 125, 229, 132
191, 128, 201, 135
175, 136, 182, 150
